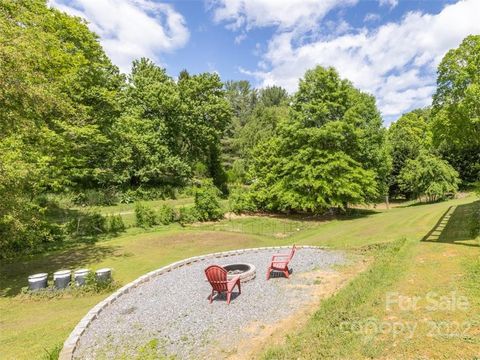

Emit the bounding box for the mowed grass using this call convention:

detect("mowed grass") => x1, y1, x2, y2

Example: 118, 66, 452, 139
261, 198, 480, 359
0, 194, 477, 359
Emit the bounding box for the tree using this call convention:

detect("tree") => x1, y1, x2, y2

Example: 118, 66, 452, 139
258, 86, 289, 107
178, 71, 232, 192
0, 0, 123, 188
222, 80, 257, 170
398, 152, 460, 202
0, 0, 122, 257
432, 35, 480, 183
388, 108, 432, 197
224, 80, 258, 126
244, 66, 387, 213
111, 59, 190, 187
236, 104, 289, 159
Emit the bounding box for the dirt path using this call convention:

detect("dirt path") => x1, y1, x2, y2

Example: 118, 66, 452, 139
372, 204, 480, 359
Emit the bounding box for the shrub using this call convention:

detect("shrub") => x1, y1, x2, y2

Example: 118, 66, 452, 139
0, 210, 64, 259
194, 180, 224, 221
118, 189, 136, 204
398, 152, 460, 202
107, 215, 126, 234
83, 271, 115, 292
226, 159, 247, 184
135, 203, 158, 228
157, 204, 175, 225
178, 206, 200, 224
66, 211, 107, 236
229, 189, 257, 214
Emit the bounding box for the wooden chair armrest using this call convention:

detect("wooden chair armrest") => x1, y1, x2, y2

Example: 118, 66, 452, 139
227, 276, 241, 291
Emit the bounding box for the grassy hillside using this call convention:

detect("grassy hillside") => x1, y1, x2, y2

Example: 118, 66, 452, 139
261, 199, 480, 359
0, 194, 477, 359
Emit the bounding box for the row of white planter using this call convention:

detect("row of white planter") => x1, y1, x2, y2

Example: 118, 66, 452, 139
27, 268, 112, 291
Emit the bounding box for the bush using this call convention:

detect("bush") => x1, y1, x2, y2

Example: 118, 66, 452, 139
107, 215, 126, 234
135, 203, 158, 228
398, 152, 460, 202
117, 189, 136, 204
0, 207, 64, 259
178, 206, 200, 224
157, 204, 175, 225
194, 180, 224, 221
229, 189, 257, 214
226, 159, 247, 184
66, 211, 107, 236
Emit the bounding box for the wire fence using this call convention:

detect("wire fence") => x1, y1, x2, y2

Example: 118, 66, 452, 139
204, 220, 304, 237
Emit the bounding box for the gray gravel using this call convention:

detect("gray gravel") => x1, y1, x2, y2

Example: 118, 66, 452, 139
73, 248, 346, 359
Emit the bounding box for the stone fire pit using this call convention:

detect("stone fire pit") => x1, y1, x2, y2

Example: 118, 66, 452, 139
224, 263, 256, 283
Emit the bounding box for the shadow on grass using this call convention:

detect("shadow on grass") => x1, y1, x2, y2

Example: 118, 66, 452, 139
245, 208, 380, 222
421, 200, 479, 247
0, 243, 121, 297
396, 198, 451, 208
44, 199, 82, 224
200, 208, 379, 238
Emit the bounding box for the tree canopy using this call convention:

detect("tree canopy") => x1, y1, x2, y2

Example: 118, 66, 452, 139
398, 152, 460, 202
0, 1, 478, 258
387, 108, 432, 198
432, 35, 480, 183
243, 66, 388, 213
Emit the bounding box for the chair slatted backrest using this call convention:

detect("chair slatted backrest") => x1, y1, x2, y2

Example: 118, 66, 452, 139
205, 265, 228, 292
289, 245, 297, 261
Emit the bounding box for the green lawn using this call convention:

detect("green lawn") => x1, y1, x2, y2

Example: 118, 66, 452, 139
261, 198, 480, 359
0, 194, 477, 359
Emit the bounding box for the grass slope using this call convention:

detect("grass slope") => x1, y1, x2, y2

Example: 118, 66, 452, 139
261, 199, 480, 359
0, 195, 477, 359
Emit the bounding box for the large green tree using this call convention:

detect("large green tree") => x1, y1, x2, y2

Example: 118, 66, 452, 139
0, 0, 122, 256
112, 62, 232, 191
112, 59, 190, 187
177, 71, 232, 191
244, 66, 388, 213
221, 80, 257, 170
398, 152, 460, 202
432, 35, 480, 183
387, 108, 432, 197
224, 85, 290, 184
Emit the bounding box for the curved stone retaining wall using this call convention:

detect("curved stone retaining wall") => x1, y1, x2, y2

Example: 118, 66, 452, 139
59, 245, 322, 360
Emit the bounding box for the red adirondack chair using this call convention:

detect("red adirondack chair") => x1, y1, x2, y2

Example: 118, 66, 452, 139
204, 265, 241, 305
266, 245, 297, 280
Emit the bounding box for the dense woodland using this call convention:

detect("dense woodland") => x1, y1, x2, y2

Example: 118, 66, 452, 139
1, 1, 479, 258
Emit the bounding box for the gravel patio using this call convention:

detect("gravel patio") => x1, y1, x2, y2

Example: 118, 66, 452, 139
73, 248, 346, 359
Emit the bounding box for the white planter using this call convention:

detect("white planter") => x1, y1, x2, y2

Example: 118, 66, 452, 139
95, 268, 111, 283
28, 273, 48, 291
74, 269, 90, 286
54, 270, 71, 289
